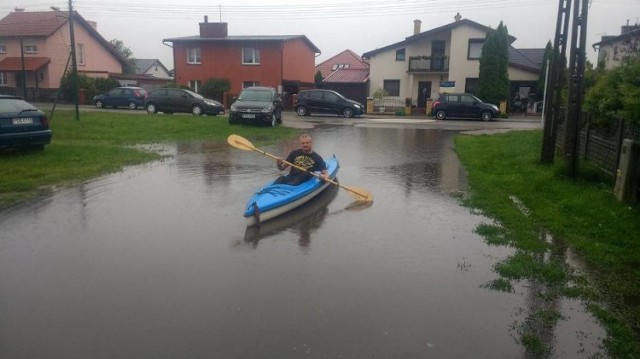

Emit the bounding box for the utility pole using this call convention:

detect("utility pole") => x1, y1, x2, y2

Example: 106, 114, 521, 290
541, 0, 572, 163
563, 0, 589, 178
68, 0, 79, 121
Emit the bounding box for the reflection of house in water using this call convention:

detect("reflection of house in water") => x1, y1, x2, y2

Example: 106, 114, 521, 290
174, 142, 234, 186
361, 128, 466, 195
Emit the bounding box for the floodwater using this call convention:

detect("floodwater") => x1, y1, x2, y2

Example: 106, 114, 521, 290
0, 125, 606, 358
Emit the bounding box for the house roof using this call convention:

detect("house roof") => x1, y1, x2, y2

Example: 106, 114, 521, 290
316, 49, 368, 79
163, 35, 321, 53
362, 18, 516, 58
0, 10, 128, 67
323, 68, 369, 83
0, 57, 51, 71
133, 58, 171, 75
508, 47, 545, 72
593, 28, 640, 47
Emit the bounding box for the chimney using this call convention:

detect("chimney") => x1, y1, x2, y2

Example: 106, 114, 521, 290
454, 12, 462, 22
413, 19, 421, 35
199, 16, 228, 38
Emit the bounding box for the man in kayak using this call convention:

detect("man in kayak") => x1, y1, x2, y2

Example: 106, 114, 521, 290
275, 133, 328, 185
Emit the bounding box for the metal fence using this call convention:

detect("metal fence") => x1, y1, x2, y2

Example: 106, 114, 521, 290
372, 98, 405, 113
556, 112, 640, 200
0, 87, 60, 102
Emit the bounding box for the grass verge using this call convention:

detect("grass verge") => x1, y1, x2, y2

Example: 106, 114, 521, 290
0, 110, 295, 207
455, 129, 640, 357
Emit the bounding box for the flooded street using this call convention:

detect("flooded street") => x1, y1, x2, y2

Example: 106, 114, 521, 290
0, 124, 605, 358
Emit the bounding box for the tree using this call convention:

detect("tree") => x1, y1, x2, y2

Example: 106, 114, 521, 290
583, 56, 640, 125
476, 21, 510, 107
110, 39, 137, 74
200, 78, 231, 102
314, 71, 323, 87
536, 41, 553, 101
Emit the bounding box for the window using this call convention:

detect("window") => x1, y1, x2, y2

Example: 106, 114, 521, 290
242, 81, 259, 88
331, 64, 338, 70
77, 43, 85, 65
324, 91, 340, 102
0, 72, 7, 86
468, 39, 484, 59
24, 45, 38, 54
189, 80, 202, 92
396, 48, 405, 61
242, 48, 260, 64
187, 48, 201, 64
309, 91, 323, 99
460, 95, 476, 104
0, 44, 6, 53
465, 78, 478, 94
383, 80, 400, 96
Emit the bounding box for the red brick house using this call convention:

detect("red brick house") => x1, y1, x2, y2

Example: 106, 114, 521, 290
0, 10, 127, 99
315, 49, 369, 106
163, 17, 320, 104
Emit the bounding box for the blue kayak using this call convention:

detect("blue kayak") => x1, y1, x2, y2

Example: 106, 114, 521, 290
244, 155, 339, 226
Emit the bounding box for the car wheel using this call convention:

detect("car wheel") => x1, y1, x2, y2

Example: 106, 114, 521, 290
146, 103, 158, 114
270, 114, 277, 127
481, 110, 493, 121
192, 105, 203, 116
128, 101, 137, 110
95, 100, 103, 109
296, 106, 308, 116
435, 110, 446, 120
342, 108, 354, 118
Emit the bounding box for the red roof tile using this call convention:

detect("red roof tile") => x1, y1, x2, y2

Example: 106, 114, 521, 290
0, 57, 51, 71
322, 69, 369, 83
316, 49, 369, 79
0, 11, 68, 37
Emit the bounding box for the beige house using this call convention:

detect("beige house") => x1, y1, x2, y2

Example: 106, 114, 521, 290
0, 10, 126, 92
593, 22, 640, 70
362, 14, 542, 110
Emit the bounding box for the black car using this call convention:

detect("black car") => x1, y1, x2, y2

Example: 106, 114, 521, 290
430, 93, 499, 121
294, 89, 363, 118
144, 88, 224, 116
228, 87, 283, 126
93, 86, 147, 110
0, 95, 52, 151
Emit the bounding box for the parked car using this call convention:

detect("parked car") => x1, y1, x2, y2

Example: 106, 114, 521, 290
228, 86, 283, 126
430, 93, 499, 121
0, 95, 52, 151
144, 88, 224, 116
93, 86, 147, 110
294, 89, 363, 118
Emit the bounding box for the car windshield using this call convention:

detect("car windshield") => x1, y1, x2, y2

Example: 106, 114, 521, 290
185, 90, 202, 99
0, 99, 37, 113
239, 90, 273, 102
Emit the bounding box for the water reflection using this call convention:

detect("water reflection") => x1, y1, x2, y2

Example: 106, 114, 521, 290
244, 184, 339, 250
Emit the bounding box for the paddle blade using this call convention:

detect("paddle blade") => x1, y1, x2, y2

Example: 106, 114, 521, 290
227, 134, 255, 151
341, 185, 373, 202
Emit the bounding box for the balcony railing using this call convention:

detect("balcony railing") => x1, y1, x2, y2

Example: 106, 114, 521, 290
408, 56, 449, 72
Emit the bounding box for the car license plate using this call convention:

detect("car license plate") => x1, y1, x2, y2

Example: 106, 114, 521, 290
12, 118, 33, 125
242, 114, 256, 119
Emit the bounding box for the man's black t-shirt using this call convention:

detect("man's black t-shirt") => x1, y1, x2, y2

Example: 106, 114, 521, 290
276, 149, 327, 185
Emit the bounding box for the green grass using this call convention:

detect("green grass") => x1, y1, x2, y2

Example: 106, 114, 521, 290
0, 110, 295, 207
455, 129, 640, 357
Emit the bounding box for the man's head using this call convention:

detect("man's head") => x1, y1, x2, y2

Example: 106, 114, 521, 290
299, 134, 313, 153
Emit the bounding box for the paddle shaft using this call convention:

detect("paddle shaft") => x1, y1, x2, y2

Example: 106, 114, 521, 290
251, 147, 361, 197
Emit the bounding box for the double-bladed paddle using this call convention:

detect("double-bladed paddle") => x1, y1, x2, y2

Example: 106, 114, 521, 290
227, 134, 373, 202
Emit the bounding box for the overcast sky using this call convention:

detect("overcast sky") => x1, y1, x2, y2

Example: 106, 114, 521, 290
2, 0, 639, 69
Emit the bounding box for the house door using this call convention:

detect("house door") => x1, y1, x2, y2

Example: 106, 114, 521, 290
418, 81, 431, 108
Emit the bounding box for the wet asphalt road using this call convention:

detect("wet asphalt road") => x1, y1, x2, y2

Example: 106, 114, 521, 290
0, 113, 606, 358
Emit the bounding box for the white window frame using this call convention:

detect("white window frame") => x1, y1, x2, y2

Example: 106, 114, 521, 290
468, 39, 484, 60
0, 44, 6, 54
189, 80, 202, 92
77, 43, 85, 65
242, 48, 260, 65
0, 72, 7, 86
242, 81, 259, 89
24, 45, 38, 54
187, 47, 201, 64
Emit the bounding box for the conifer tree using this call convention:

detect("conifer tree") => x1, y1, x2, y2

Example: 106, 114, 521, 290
476, 21, 510, 107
